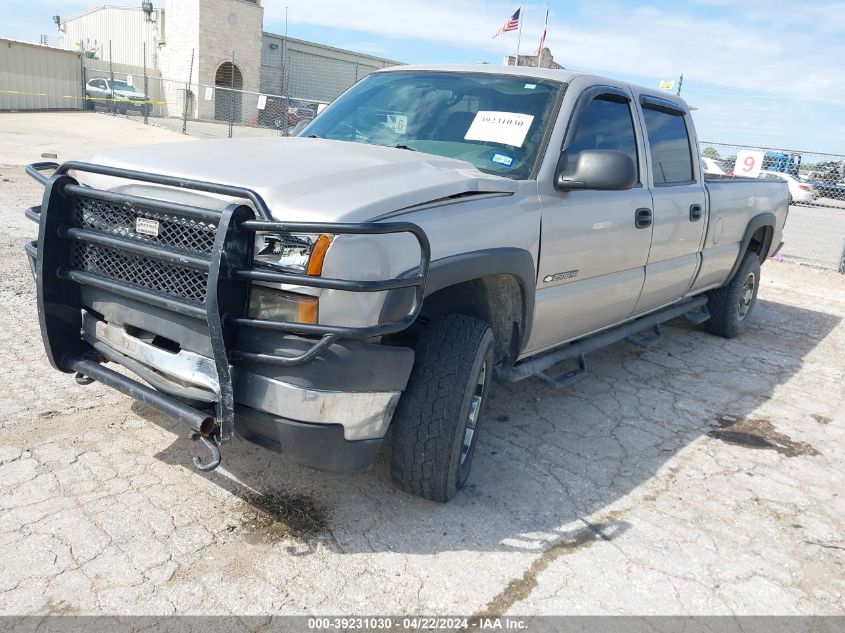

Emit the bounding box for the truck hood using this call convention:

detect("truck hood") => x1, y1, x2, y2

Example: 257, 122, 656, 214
79, 137, 517, 222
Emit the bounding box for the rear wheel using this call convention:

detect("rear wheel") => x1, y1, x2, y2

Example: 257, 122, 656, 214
390, 314, 494, 502
707, 251, 761, 338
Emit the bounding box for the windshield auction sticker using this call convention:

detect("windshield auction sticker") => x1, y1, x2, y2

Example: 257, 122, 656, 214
386, 114, 408, 135
464, 111, 534, 147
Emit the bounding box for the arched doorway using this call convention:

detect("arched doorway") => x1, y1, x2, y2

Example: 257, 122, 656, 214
214, 62, 244, 121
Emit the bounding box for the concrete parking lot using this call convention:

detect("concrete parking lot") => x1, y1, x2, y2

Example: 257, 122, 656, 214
0, 113, 843, 616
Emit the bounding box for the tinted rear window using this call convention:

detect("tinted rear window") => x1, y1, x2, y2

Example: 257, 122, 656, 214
642, 107, 694, 185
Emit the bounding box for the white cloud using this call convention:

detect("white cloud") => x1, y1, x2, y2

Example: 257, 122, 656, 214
267, 0, 845, 102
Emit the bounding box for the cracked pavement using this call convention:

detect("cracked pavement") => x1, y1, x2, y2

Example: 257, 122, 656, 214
0, 114, 844, 616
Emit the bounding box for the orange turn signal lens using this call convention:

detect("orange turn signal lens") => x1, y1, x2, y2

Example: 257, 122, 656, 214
306, 234, 333, 276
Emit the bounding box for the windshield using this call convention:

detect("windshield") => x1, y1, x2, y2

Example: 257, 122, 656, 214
300, 71, 563, 180
108, 81, 135, 91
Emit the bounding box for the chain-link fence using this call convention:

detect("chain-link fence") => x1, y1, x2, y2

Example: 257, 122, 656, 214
701, 143, 845, 273
73, 39, 379, 138
182, 81, 326, 137
78, 47, 330, 136
82, 59, 166, 122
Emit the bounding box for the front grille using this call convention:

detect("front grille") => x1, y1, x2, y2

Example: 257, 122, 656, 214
68, 194, 217, 306
71, 195, 218, 254
70, 242, 209, 304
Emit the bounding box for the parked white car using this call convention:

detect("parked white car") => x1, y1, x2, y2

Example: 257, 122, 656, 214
759, 170, 816, 204
85, 78, 151, 114
700, 156, 726, 176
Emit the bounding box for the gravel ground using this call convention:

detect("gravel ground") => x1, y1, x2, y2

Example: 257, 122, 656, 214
0, 116, 843, 617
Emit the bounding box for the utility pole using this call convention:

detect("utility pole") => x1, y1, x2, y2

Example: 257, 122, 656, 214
108, 40, 115, 116
677, 74, 684, 96
182, 48, 194, 134
283, 5, 290, 136
143, 42, 149, 124
228, 50, 235, 138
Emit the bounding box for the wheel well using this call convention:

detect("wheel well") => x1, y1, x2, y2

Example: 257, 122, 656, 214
747, 225, 773, 262
417, 275, 526, 365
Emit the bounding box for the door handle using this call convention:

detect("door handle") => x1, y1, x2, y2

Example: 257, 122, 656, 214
689, 204, 703, 221
635, 208, 652, 229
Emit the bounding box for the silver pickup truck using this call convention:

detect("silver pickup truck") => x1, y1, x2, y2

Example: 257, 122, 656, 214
24, 65, 788, 501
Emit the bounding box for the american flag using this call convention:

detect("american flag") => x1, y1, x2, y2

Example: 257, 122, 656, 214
493, 8, 521, 38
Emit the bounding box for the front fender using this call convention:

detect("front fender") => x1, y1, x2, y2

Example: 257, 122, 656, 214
381, 247, 537, 350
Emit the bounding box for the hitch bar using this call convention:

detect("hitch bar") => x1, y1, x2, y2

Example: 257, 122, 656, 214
69, 357, 222, 471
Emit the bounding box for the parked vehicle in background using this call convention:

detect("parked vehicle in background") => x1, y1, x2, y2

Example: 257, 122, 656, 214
809, 160, 845, 184
24, 66, 789, 502
763, 151, 801, 177
85, 78, 151, 115
701, 157, 726, 176
807, 160, 845, 200
760, 170, 816, 204
257, 97, 316, 130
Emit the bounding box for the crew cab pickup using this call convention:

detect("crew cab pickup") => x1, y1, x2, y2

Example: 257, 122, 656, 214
23, 65, 788, 501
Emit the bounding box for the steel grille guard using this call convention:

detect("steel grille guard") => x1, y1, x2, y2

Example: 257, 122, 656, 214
24, 161, 431, 469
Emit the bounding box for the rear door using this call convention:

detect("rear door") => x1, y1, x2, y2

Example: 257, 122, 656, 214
526, 85, 653, 355
631, 94, 707, 314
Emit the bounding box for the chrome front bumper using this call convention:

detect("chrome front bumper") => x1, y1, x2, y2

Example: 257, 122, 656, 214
82, 312, 402, 441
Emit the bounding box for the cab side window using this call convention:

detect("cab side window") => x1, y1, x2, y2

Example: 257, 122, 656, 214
562, 96, 639, 180
642, 106, 694, 185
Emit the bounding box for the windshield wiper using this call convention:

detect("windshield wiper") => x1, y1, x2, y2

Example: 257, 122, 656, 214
306, 134, 320, 138
392, 144, 416, 151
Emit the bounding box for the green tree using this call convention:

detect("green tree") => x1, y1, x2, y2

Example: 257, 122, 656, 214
702, 147, 721, 160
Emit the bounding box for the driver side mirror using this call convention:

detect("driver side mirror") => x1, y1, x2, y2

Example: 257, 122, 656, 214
555, 149, 637, 191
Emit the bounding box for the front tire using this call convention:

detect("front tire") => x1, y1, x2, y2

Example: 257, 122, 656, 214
707, 251, 761, 338
390, 314, 494, 502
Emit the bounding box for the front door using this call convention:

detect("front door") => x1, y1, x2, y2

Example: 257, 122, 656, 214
525, 87, 653, 355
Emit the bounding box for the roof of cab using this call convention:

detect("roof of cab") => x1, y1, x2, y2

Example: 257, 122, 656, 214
376, 64, 585, 84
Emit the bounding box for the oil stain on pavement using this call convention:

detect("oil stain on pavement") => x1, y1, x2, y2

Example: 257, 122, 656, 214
473, 518, 629, 619
708, 415, 819, 457
239, 489, 330, 543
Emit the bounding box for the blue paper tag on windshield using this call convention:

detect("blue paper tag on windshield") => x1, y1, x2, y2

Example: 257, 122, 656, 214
491, 153, 515, 167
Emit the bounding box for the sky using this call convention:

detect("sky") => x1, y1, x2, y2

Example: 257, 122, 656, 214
6, 0, 844, 154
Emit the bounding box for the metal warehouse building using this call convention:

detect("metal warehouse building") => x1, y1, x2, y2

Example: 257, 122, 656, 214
0, 39, 83, 110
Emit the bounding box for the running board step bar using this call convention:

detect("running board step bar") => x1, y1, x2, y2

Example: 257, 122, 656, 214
684, 303, 712, 325
538, 354, 587, 388
626, 324, 663, 350
495, 296, 709, 385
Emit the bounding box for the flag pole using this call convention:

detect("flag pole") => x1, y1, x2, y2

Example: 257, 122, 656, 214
537, 0, 549, 68
515, 0, 525, 66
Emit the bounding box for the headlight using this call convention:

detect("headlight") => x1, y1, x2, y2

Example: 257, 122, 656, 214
254, 232, 332, 276
248, 286, 318, 324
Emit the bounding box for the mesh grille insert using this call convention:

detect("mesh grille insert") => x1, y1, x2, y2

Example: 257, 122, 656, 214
70, 242, 209, 305
66, 193, 217, 306
71, 195, 218, 254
